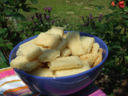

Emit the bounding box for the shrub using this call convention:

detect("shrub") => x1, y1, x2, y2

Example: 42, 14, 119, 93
0, 0, 38, 49
14, 7, 72, 42
79, 1, 128, 95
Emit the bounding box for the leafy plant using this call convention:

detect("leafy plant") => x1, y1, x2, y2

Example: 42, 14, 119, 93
15, 7, 73, 40
0, 0, 38, 49
79, 3, 128, 95
29, 7, 72, 32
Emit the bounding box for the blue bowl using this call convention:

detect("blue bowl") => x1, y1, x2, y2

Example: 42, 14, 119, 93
9, 31, 108, 96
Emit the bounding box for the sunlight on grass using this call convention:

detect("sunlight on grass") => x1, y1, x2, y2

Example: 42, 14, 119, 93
25, 0, 112, 25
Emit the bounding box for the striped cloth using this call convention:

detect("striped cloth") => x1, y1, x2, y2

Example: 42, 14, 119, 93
0, 67, 106, 96
0, 67, 34, 96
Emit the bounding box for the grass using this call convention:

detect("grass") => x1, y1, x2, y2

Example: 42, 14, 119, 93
25, 0, 112, 25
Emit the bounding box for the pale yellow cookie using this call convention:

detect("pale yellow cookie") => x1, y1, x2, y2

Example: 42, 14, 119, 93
81, 60, 90, 67
39, 49, 60, 63
80, 53, 98, 67
19, 39, 37, 48
98, 48, 103, 54
81, 36, 94, 54
46, 26, 64, 37
23, 60, 41, 72
16, 47, 23, 56
38, 46, 49, 52
61, 48, 71, 57
30, 68, 54, 77
93, 48, 103, 67
93, 54, 102, 67
55, 60, 90, 77
35, 33, 61, 49
67, 32, 85, 56
91, 43, 100, 53
49, 56, 83, 70
16, 39, 36, 56
18, 44, 42, 61
11, 56, 29, 69
10, 56, 40, 72
56, 39, 68, 51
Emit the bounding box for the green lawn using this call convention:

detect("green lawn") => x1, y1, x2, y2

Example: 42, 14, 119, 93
25, 0, 112, 25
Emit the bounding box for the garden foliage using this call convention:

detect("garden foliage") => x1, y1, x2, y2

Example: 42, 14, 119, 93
0, 0, 38, 49
79, 1, 128, 94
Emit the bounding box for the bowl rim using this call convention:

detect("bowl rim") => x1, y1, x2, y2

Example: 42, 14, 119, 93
9, 31, 108, 80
